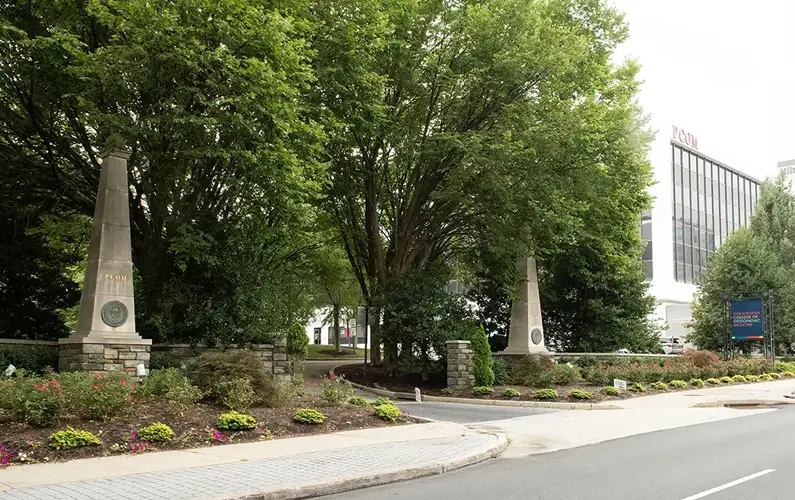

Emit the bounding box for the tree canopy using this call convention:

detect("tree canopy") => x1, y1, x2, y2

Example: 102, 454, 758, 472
312, 0, 655, 364
1, 0, 324, 342
1, 0, 658, 359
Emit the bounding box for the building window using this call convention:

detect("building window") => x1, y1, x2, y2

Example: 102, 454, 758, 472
670, 142, 759, 284
313, 327, 322, 345
641, 211, 653, 280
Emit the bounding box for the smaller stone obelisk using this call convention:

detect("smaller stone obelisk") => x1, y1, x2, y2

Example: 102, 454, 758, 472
500, 256, 549, 355
59, 136, 151, 373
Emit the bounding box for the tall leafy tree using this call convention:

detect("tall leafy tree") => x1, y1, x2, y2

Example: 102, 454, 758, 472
692, 179, 795, 353
311, 0, 654, 367
1, 0, 323, 343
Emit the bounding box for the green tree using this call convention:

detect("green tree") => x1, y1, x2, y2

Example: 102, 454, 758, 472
312, 0, 652, 369
1, 0, 323, 343
470, 325, 494, 387
692, 179, 795, 353
380, 264, 474, 379
0, 208, 82, 339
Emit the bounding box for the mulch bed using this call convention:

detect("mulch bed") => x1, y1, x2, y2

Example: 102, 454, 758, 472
0, 396, 420, 466
335, 364, 660, 404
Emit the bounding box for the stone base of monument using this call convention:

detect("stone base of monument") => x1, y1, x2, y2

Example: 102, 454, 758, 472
495, 346, 550, 357
58, 337, 152, 374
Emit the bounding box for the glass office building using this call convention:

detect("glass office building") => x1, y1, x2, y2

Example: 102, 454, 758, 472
642, 127, 761, 345
670, 142, 760, 285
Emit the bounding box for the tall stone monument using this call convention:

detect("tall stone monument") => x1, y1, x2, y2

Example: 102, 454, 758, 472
59, 137, 152, 373
500, 256, 549, 355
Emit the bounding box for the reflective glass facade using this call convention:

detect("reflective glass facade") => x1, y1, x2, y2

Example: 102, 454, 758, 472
671, 142, 760, 284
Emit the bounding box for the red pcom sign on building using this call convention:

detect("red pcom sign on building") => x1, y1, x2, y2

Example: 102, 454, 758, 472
672, 126, 698, 150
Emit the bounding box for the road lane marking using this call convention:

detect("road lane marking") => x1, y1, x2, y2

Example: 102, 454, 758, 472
680, 469, 775, 500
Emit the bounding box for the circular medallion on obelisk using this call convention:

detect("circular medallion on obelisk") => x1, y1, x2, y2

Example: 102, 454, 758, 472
531, 328, 543, 345
101, 301, 128, 327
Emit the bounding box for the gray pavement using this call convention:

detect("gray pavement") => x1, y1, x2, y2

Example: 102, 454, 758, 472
0, 434, 499, 500
319, 405, 795, 500
397, 401, 558, 424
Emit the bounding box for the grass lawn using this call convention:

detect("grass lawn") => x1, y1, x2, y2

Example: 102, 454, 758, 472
307, 344, 365, 360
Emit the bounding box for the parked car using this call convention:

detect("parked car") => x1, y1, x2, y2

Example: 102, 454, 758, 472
660, 337, 684, 355
615, 348, 631, 354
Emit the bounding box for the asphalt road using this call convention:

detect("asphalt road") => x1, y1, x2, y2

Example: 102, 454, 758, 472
396, 401, 558, 424
318, 405, 795, 500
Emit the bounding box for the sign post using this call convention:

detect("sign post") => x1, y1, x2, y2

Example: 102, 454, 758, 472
725, 293, 775, 365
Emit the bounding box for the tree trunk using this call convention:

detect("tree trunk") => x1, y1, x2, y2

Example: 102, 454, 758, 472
333, 304, 341, 354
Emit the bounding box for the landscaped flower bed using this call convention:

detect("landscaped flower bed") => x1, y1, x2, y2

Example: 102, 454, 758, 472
337, 351, 795, 404
0, 351, 418, 467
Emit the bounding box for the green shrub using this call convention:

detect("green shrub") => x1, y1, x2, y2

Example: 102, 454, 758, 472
503, 388, 521, 398
286, 323, 309, 359
49, 427, 101, 450
322, 376, 354, 406
670, 380, 688, 389
473, 386, 494, 396
509, 355, 556, 387
187, 350, 282, 408
491, 357, 508, 386
719, 376, 733, 384
690, 378, 705, 387
373, 403, 401, 422
746, 375, 759, 382
650, 381, 668, 391
213, 378, 256, 412
148, 352, 182, 370
0, 345, 58, 374
782, 371, 795, 378
139, 368, 203, 408
218, 411, 257, 431
731, 375, 747, 383
294, 408, 327, 425
769, 372, 782, 380
138, 422, 174, 442
535, 389, 558, 400
570, 389, 592, 399
439, 388, 456, 395
373, 397, 393, 406
601, 386, 621, 396
628, 382, 646, 393
470, 326, 494, 387
759, 373, 774, 381
348, 396, 369, 406
0, 376, 65, 427
706, 378, 721, 385
62, 372, 136, 421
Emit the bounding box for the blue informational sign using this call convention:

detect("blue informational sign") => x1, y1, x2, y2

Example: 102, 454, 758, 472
731, 298, 765, 340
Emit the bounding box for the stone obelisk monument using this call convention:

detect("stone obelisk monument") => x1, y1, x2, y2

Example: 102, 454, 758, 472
500, 256, 549, 355
59, 137, 151, 373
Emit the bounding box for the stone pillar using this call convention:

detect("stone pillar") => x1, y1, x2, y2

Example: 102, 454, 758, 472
59, 137, 152, 373
273, 340, 290, 379
446, 340, 475, 389
501, 256, 549, 355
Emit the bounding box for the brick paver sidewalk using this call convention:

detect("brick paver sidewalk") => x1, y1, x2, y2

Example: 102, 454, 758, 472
0, 434, 495, 500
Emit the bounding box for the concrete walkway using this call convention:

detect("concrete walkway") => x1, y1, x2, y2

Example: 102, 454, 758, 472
465, 379, 795, 459
0, 422, 505, 500
609, 378, 795, 409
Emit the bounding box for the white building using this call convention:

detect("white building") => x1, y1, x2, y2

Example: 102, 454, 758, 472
643, 125, 761, 342
777, 159, 795, 188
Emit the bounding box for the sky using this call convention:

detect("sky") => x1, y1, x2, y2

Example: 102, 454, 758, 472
610, 0, 795, 180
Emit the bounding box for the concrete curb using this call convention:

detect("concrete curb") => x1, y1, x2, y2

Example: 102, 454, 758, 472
331, 365, 621, 411
693, 399, 795, 408
232, 433, 508, 500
